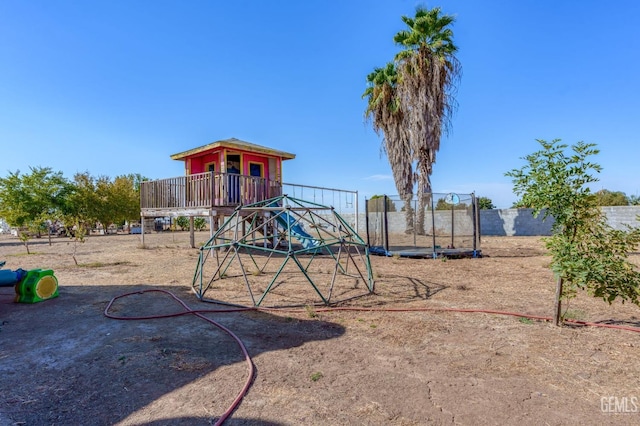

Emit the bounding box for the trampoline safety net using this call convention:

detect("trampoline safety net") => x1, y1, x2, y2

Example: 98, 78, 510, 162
365, 193, 481, 258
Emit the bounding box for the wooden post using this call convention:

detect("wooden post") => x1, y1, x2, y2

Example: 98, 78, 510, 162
141, 215, 145, 247
189, 216, 195, 248
554, 277, 563, 326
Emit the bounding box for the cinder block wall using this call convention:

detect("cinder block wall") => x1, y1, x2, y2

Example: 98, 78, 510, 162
479, 207, 640, 236
345, 212, 475, 237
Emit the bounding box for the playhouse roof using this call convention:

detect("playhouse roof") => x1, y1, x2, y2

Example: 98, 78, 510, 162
170, 138, 296, 161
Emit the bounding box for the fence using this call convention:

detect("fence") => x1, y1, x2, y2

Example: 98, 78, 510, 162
281, 182, 358, 232
140, 172, 282, 211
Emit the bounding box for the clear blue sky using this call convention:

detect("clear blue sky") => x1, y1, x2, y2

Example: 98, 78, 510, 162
1, 0, 639, 208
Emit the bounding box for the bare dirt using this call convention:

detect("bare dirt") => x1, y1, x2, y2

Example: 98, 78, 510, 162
1, 232, 639, 425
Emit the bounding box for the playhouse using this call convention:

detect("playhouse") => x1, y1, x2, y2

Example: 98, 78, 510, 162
171, 137, 295, 185
140, 138, 297, 240
140, 138, 357, 242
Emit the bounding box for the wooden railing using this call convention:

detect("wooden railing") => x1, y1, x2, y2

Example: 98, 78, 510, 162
140, 172, 283, 210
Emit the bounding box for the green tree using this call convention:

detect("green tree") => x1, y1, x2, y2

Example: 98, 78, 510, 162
94, 175, 115, 232
506, 139, 640, 325
62, 215, 87, 265
123, 173, 148, 192
67, 172, 142, 233
67, 172, 101, 232
435, 198, 467, 210
0, 167, 73, 250
477, 197, 495, 210
175, 216, 189, 231
511, 199, 531, 208
394, 6, 461, 234
367, 195, 397, 212
363, 63, 413, 231
194, 217, 207, 231
108, 175, 142, 227
594, 189, 629, 206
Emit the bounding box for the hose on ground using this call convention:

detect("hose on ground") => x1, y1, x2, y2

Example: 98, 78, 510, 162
104, 289, 640, 424
104, 289, 254, 426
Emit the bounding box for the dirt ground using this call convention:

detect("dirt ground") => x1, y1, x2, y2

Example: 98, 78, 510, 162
1, 232, 639, 425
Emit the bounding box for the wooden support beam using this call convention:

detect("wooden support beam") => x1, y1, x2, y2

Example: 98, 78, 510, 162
189, 216, 195, 248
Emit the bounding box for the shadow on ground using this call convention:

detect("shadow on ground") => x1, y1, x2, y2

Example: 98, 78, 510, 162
0, 284, 345, 425
337, 274, 447, 307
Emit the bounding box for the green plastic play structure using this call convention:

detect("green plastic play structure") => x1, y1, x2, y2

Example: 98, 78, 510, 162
0, 261, 59, 303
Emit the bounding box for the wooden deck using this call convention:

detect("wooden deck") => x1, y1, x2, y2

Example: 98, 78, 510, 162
139, 172, 360, 247
140, 171, 282, 217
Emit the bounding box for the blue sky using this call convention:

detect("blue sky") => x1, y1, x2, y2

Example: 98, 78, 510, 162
1, 0, 639, 208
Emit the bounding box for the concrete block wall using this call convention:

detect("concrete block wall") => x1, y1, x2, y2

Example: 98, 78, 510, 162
345, 212, 475, 237
479, 206, 640, 236
330, 206, 640, 238
600, 207, 640, 231
382, 210, 475, 235
479, 209, 554, 236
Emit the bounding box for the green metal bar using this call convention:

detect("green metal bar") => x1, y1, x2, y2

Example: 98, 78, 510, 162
290, 254, 328, 305
341, 243, 352, 275
326, 242, 343, 302
334, 243, 349, 275
201, 212, 241, 247
242, 244, 262, 273
201, 245, 235, 295
234, 246, 257, 306
192, 250, 204, 298
217, 246, 238, 281
256, 255, 292, 306
334, 213, 366, 244
213, 243, 221, 279
237, 211, 268, 246
341, 243, 368, 285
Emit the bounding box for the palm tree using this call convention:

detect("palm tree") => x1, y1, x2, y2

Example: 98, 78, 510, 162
363, 62, 415, 232
394, 6, 461, 234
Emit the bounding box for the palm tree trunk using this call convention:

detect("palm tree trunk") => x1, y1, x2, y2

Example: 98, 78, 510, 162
402, 192, 414, 234
416, 191, 426, 236
415, 163, 432, 236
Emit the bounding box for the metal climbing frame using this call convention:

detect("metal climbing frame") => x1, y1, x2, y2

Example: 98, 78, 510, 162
192, 194, 374, 307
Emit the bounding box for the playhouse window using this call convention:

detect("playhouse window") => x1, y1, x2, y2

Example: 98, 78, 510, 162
249, 162, 263, 178
226, 154, 241, 174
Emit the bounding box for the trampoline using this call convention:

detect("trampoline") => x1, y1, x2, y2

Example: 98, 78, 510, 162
366, 193, 482, 259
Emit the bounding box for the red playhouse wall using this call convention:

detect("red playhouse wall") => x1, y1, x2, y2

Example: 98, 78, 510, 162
187, 151, 222, 174
184, 148, 279, 180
